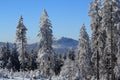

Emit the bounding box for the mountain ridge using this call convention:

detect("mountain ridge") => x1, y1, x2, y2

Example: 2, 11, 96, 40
0, 37, 78, 54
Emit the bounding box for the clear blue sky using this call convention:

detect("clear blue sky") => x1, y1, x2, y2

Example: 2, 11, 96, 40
0, 0, 92, 43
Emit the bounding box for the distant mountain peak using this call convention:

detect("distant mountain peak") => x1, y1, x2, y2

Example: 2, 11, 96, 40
0, 37, 78, 54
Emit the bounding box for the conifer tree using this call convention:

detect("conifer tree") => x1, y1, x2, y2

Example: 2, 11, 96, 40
28, 49, 37, 70
0, 47, 4, 68
63, 52, 67, 60
68, 48, 75, 61
54, 53, 64, 75
11, 43, 20, 71
89, 0, 103, 79
111, 0, 120, 79
100, 0, 119, 79
0, 49, 5, 68
2, 43, 11, 68
58, 54, 63, 60
77, 24, 92, 80
116, 22, 120, 79
15, 16, 27, 71
59, 57, 78, 80
37, 9, 54, 77
6, 56, 12, 71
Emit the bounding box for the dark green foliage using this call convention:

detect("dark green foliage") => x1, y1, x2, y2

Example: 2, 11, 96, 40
6, 56, 12, 70
54, 57, 64, 75
63, 52, 67, 60
19, 51, 29, 71
2, 43, 11, 68
28, 49, 37, 70
68, 48, 75, 61
11, 43, 20, 71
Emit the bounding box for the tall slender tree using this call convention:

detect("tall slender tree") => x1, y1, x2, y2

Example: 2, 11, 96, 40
112, 0, 120, 79
37, 9, 54, 77
100, 0, 119, 79
15, 16, 27, 71
77, 24, 92, 80
89, 0, 103, 79
116, 25, 120, 79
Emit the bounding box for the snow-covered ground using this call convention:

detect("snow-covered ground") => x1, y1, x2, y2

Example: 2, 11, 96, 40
0, 78, 48, 80
0, 77, 30, 80
0, 69, 50, 80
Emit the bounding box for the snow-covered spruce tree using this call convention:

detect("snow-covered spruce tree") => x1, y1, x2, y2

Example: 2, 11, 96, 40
2, 43, 11, 68
68, 48, 75, 61
15, 16, 28, 71
63, 52, 67, 60
0, 43, 10, 68
116, 20, 120, 79
0, 47, 4, 68
109, 0, 120, 79
37, 9, 54, 77
54, 53, 64, 75
116, 23, 120, 79
59, 57, 79, 80
89, 0, 104, 79
11, 43, 20, 71
77, 24, 92, 80
6, 56, 12, 71
28, 49, 37, 70
100, 0, 119, 79
58, 54, 63, 60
